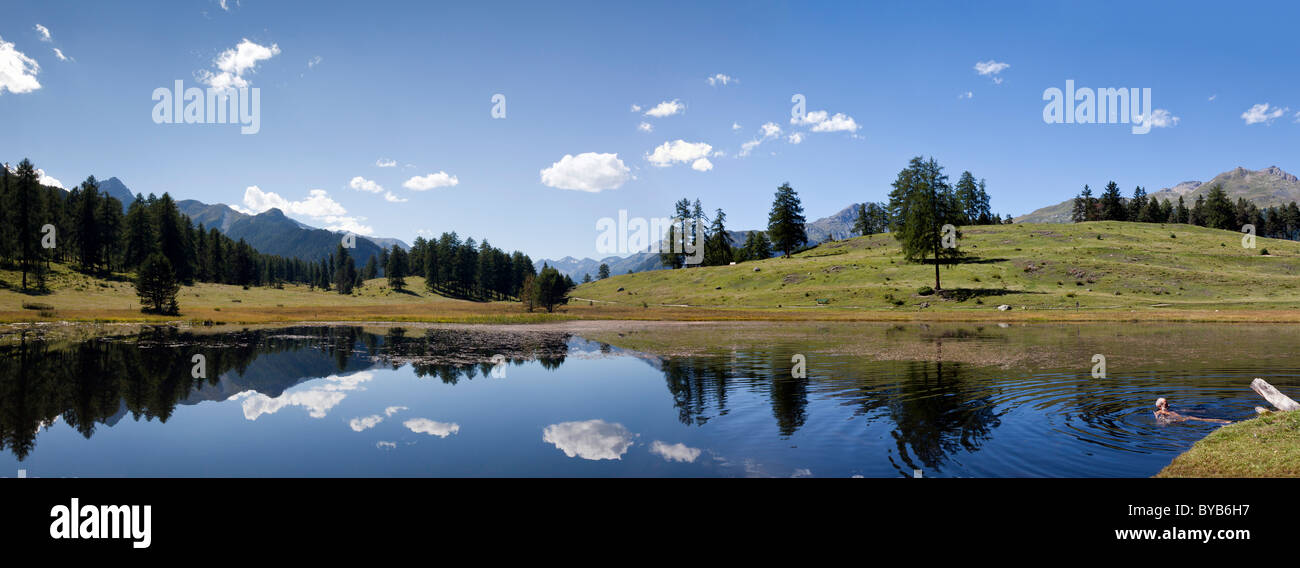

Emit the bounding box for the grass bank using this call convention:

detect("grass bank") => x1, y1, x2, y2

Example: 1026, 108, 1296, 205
1157, 411, 1300, 477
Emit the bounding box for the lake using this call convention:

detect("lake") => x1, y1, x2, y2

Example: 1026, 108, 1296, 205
1, 322, 1293, 477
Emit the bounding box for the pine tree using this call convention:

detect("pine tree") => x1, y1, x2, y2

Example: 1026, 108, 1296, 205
135, 253, 180, 314
11, 160, 46, 290
767, 183, 808, 257
1099, 181, 1126, 221
888, 156, 962, 290
386, 245, 408, 291
597, 263, 610, 280
334, 244, 356, 294
703, 208, 734, 266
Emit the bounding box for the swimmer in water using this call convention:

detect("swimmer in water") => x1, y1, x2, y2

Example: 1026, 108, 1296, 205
1154, 397, 1231, 424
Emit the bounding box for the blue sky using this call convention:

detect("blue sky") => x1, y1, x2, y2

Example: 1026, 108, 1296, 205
4, 0, 1300, 259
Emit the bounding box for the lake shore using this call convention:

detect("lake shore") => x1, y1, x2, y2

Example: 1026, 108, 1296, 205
1157, 411, 1300, 477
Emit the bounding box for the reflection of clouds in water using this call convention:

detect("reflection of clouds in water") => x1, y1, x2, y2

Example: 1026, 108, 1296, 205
543, 420, 635, 460
350, 415, 383, 431
649, 441, 701, 463
791, 468, 813, 478
404, 418, 460, 438
376, 441, 396, 450
229, 371, 375, 420
350, 405, 409, 431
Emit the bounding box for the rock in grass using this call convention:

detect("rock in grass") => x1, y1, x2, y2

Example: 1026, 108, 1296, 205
997, 304, 1012, 311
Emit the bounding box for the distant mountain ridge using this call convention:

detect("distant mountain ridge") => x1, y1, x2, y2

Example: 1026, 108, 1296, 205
540, 204, 866, 278
97, 178, 408, 266
1015, 166, 1300, 223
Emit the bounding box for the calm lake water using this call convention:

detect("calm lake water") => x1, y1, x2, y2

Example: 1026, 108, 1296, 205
0, 323, 1293, 477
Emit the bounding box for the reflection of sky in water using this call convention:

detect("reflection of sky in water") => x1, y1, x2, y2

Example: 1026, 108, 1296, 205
543, 420, 635, 460
230, 371, 375, 420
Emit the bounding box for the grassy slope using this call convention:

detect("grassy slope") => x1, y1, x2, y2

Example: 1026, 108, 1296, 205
1157, 411, 1300, 477
572, 221, 1300, 312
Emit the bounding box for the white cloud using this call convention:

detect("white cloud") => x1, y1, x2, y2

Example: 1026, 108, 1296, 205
218, 0, 232, 11
51, 48, 69, 62
307, 55, 322, 69
0, 36, 41, 94
198, 38, 280, 90
376, 441, 396, 450
1208, 94, 1217, 102
1242, 103, 1287, 125
540, 152, 631, 192
731, 122, 742, 130
739, 122, 785, 156
404, 418, 460, 438
349, 176, 384, 193
231, 372, 375, 420
629, 104, 642, 112
959, 91, 973, 99
402, 171, 459, 190
349, 415, 384, 432
787, 132, 804, 144
647, 140, 714, 172
542, 420, 635, 460
644, 99, 684, 117
375, 158, 397, 167
236, 185, 374, 235
792, 110, 860, 133
974, 59, 1010, 77
383, 191, 407, 203
1141, 108, 1180, 128
649, 441, 702, 463
34, 24, 51, 42
707, 73, 735, 86
384, 406, 407, 416
637, 121, 653, 133
36, 169, 63, 188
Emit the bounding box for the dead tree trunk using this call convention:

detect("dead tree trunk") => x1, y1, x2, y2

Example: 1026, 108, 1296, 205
1250, 378, 1300, 412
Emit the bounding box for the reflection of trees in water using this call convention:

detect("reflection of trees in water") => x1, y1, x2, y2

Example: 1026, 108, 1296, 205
0, 325, 572, 460
655, 352, 1002, 469
865, 361, 1001, 473
658, 354, 808, 436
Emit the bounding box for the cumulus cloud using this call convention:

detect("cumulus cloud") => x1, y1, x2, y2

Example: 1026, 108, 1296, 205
34, 24, 51, 42
643, 99, 684, 117
629, 104, 641, 112
404, 418, 460, 438
349, 415, 384, 432
383, 191, 407, 203
36, 169, 63, 188
0, 36, 41, 94
637, 121, 653, 133
198, 38, 280, 90
787, 132, 804, 144
731, 122, 742, 130
707, 73, 735, 86
235, 185, 374, 235
740, 122, 785, 156
231, 372, 375, 421
349, 176, 384, 193
974, 60, 1010, 78
384, 406, 407, 416
649, 441, 702, 463
792, 110, 860, 133
375, 158, 397, 167
540, 152, 631, 192
1242, 103, 1287, 125
542, 420, 635, 460
402, 171, 459, 190
647, 140, 714, 172
1141, 108, 1180, 128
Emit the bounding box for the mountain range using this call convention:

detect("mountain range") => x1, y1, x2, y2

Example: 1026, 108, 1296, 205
538, 203, 866, 278
1015, 166, 1300, 223
100, 177, 408, 266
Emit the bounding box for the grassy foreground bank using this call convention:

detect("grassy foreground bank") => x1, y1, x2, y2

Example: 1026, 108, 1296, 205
1157, 411, 1300, 477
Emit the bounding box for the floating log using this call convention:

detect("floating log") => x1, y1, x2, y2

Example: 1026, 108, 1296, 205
1250, 378, 1300, 412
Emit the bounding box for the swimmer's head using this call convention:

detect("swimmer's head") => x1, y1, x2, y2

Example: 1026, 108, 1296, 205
1155, 397, 1168, 411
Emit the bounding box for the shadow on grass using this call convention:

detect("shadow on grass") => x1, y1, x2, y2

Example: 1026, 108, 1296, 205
935, 288, 1043, 302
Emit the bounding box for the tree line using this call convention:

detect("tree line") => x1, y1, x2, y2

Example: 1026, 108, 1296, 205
1071, 181, 1300, 239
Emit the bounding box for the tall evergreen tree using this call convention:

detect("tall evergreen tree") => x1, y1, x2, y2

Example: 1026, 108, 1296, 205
1099, 181, 1126, 221
767, 182, 808, 257
386, 245, 408, 291
887, 156, 962, 290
